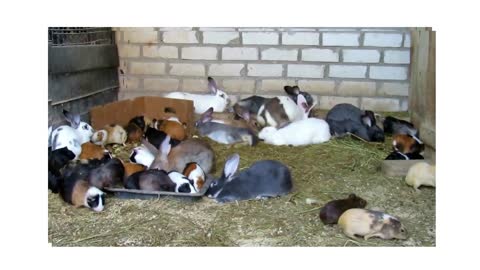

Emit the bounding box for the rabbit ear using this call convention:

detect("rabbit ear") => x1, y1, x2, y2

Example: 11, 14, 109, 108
284, 85, 300, 95
296, 94, 309, 112
200, 108, 214, 123
207, 77, 218, 94
160, 135, 171, 158
223, 153, 240, 181
361, 115, 372, 127
363, 110, 376, 125
63, 109, 81, 128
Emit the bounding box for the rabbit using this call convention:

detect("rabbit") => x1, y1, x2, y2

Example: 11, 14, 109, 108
124, 169, 176, 192
129, 145, 155, 167
49, 110, 95, 159
383, 116, 419, 138
234, 95, 270, 115
183, 162, 206, 191
283, 85, 316, 117
205, 153, 293, 203
338, 209, 408, 240
319, 194, 367, 225
196, 108, 259, 146
326, 103, 385, 142
256, 95, 306, 129
149, 135, 215, 174
164, 77, 230, 114
151, 118, 187, 141
79, 142, 111, 160
167, 171, 197, 193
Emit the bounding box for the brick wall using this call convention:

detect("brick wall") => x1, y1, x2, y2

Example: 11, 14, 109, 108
114, 27, 411, 112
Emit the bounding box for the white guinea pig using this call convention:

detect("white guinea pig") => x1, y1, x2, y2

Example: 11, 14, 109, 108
405, 162, 435, 191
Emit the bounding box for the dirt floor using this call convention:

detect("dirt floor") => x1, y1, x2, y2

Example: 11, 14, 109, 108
48, 112, 435, 247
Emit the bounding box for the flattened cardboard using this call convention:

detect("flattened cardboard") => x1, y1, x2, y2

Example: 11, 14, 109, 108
90, 96, 194, 136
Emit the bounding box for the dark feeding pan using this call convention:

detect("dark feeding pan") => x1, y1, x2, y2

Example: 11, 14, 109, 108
104, 174, 215, 201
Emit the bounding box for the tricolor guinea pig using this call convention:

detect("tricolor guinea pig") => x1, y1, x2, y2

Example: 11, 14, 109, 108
129, 116, 152, 133
59, 166, 105, 212
319, 194, 367, 225
167, 171, 196, 193
392, 134, 424, 155
145, 127, 182, 149
338, 209, 408, 240
79, 142, 111, 160
183, 162, 206, 191
125, 122, 144, 143
124, 169, 176, 192
151, 118, 187, 141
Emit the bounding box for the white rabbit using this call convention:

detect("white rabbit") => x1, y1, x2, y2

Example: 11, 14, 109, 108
49, 110, 95, 159
164, 77, 230, 114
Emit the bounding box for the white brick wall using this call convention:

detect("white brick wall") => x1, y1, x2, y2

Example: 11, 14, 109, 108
116, 27, 413, 112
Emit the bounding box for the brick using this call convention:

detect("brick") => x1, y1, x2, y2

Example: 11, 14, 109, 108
159, 27, 192, 31
378, 82, 409, 96
163, 31, 198, 43
222, 79, 255, 93
130, 62, 165, 75
329, 65, 367, 78
117, 44, 140, 58
123, 31, 158, 43
302, 48, 339, 62
144, 78, 179, 91
317, 28, 358, 32
247, 64, 283, 77
298, 80, 335, 94
203, 31, 239, 44
118, 27, 155, 31
364, 33, 403, 47
337, 81, 376, 96
199, 27, 236, 31
282, 32, 319, 45
169, 63, 205, 76
384, 50, 411, 64
222, 47, 258, 60
288, 64, 325, 78
360, 28, 403, 32
181, 47, 217, 60
323, 33, 359, 46
239, 28, 276, 31
208, 64, 244, 76
404, 33, 411, 47
369, 66, 408, 80
242, 32, 279, 45
343, 49, 380, 63
280, 28, 317, 31
260, 79, 296, 91
119, 76, 140, 91
261, 48, 298, 61
143, 45, 178, 58
182, 79, 209, 92
361, 97, 401, 112
400, 98, 409, 111
319, 96, 360, 110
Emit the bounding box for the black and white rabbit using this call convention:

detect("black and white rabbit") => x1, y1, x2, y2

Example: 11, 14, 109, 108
205, 154, 293, 203
326, 103, 385, 142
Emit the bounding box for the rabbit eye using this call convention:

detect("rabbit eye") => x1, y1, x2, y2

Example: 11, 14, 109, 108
83, 125, 88, 130
220, 94, 225, 98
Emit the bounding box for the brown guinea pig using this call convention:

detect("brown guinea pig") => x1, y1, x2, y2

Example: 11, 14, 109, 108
79, 142, 111, 160
152, 117, 187, 141
392, 134, 424, 154
319, 194, 367, 225
125, 122, 144, 143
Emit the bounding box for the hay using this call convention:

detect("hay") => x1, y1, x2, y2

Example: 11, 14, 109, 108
48, 112, 435, 247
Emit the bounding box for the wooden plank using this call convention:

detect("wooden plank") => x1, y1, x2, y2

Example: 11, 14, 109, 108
48, 44, 119, 74
381, 159, 433, 177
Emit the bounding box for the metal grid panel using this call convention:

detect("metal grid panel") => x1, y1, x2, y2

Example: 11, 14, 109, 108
48, 27, 114, 46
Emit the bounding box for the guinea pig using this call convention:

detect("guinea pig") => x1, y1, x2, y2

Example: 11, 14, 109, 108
167, 171, 196, 193
405, 162, 435, 191
338, 208, 408, 240
59, 167, 105, 212
319, 194, 367, 225
183, 162, 206, 191
79, 142, 111, 160
130, 145, 155, 168
385, 151, 424, 160
392, 134, 424, 154
124, 169, 176, 192
383, 116, 419, 138
104, 124, 127, 145
129, 115, 152, 133
152, 118, 187, 141
48, 146, 75, 177
145, 127, 182, 149
125, 122, 144, 143
121, 162, 146, 186
91, 129, 108, 146
87, 158, 125, 189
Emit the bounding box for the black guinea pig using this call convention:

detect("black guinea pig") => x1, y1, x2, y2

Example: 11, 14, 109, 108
385, 151, 424, 160
48, 146, 75, 176
124, 169, 176, 192
319, 194, 367, 225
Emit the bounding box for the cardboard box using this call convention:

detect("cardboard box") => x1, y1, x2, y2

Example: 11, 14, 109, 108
90, 96, 195, 136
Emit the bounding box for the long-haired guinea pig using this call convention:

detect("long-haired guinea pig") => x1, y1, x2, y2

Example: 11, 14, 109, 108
79, 142, 111, 160
124, 169, 176, 192
59, 166, 105, 212
125, 122, 144, 143
87, 158, 125, 189
183, 162, 206, 191
392, 134, 424, 154
338, 208, 408, 240
129, 116, 152, 133
151, 118, 187, 141
319, 194, 367, 225
405, 162, 435, 191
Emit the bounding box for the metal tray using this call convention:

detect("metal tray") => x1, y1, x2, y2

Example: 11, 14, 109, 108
104, 174, 214, 201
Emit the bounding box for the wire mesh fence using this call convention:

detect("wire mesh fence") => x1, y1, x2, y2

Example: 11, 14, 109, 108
48, 27, 114, 46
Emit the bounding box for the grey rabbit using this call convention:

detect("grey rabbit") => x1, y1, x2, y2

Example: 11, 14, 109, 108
205, 153, 293, 203
196, 107, 258, 146
326, 103, 385, 142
